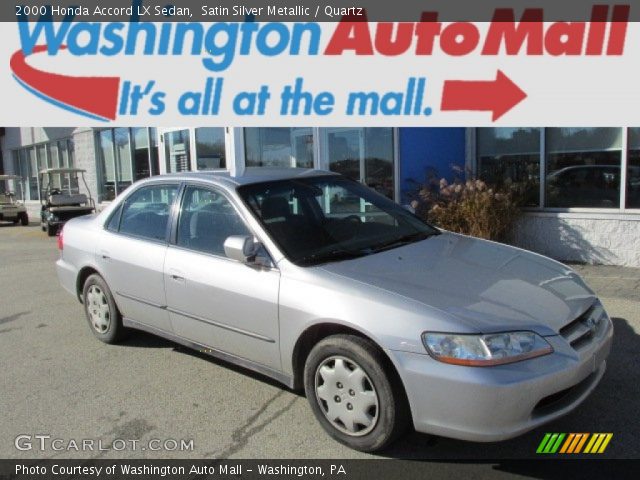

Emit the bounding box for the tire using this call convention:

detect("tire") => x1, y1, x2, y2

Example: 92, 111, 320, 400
82, 274, 127, 344
20, 212, 29, 226
303, 334, 410, 452
46, 223, 57, 237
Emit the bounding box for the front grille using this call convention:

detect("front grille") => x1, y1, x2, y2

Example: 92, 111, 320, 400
559, 304, 603, 351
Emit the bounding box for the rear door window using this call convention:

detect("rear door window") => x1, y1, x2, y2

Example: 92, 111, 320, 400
118, 184, 178, 241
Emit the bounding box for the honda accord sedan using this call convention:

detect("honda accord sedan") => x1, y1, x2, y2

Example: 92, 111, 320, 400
56, 168, 612, 451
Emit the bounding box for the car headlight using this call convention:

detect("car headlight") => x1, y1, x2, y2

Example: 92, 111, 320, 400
422, 331, 553, 366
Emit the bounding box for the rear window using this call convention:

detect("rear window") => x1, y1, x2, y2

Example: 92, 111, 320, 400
117, 184, 178, 241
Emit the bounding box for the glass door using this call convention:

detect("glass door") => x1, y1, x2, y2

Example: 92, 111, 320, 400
320, 128, 395, 218
163, 129, 191, 173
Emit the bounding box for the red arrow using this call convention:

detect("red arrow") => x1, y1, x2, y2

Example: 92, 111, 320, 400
10, 45, 120, 121
441, 70, 527, 121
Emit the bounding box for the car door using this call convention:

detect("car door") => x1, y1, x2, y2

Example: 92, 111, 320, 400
97, 183, 179, 333
164, 184, 281, 371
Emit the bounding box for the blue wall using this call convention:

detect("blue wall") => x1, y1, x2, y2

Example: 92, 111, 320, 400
399, 128, 466, 203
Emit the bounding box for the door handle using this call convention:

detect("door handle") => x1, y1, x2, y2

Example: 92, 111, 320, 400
168, 269, 185, 282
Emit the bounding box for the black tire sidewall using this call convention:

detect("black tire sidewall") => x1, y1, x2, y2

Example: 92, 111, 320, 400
82, 274, 123, 344
303, 334, 408, 452
20, 212, 29, 226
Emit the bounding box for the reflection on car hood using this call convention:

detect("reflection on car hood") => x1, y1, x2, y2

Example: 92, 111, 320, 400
319, 232, 596, 335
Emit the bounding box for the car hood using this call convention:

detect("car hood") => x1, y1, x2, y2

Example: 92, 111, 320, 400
318, 232, 596, 335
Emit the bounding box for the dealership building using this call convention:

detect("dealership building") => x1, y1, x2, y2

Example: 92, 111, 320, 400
1, 126, 639, 266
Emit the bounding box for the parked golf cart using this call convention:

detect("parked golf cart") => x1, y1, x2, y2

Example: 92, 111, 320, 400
39, 168, 95, 236
0, 175, 29, 226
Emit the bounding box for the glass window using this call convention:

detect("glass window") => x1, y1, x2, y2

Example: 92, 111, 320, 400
9, 136, 74, 202
48, 143, 62, 189
477, 128, 541, 207
323, 128, 395, 199
164, 129, 191, 173
132, 127, 151, 181
27, 148, 38, 200
11, 152, 23, 200
177, 186, 250, 256
239, 176, 438, 266
364, 128, 394, 199
245, 128, 314, 168
119, 184, 178, 241
195, 127, 226, 170
149, 128, 160, 176
114, 128, 132, 192
628, 128, 640, 209
106, 204, 123, 232
98, 130, 117, 202
58, 139, 70, 167
67, 138, 75, 167
546, 128, 622, 208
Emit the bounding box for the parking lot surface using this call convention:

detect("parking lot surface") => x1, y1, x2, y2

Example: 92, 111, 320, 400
1, 225, 639, 464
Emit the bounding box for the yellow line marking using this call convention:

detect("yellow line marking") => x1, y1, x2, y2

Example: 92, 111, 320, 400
590, 434, 606, 453
583, 433, 599, 453
574, 433, 589, 453
598, 434, 613, 454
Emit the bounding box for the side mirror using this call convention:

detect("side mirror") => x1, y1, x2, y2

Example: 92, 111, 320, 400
223, 235, 259, 264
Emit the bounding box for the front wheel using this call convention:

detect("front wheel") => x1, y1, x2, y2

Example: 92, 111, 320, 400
82, 274, 127, 344
46, 223, 57, 237
304, 334, 410, 452
20, 212, 29, 226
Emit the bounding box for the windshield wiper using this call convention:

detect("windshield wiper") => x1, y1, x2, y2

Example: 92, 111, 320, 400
298, 248, 368, 266
370, 231, 438, 254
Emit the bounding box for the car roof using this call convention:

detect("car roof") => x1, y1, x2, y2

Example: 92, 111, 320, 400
158, 167, 340, 187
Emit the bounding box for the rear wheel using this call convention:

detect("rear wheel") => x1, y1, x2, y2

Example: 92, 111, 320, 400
19, 212, 29, 226
82, 274, 127, 344
303, 334, 409, 452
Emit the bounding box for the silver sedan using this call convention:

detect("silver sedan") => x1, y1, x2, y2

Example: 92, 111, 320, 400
56, 168, 612, 452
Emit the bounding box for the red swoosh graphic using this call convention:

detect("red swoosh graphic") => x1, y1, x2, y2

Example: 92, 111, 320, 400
10, 45, 120, 120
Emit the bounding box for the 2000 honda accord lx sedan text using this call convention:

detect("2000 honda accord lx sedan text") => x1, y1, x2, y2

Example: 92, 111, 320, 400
56, 169, 613, 452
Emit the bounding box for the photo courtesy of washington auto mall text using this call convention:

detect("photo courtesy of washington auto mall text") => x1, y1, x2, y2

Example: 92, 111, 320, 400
1, 0, 640, 479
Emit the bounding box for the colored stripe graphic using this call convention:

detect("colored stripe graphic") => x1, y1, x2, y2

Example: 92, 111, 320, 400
10, 45, 120, 121
536, 433, 565, 453
538, 433, 613, 454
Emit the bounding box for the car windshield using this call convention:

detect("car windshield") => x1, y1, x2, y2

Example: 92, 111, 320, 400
238, 175, 440, 266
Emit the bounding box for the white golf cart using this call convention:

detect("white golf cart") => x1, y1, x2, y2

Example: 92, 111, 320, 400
0, 175, 29, 226
39, 168, 95, 236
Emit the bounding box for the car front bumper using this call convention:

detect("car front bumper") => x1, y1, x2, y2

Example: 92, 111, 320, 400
389, 316, 613, 442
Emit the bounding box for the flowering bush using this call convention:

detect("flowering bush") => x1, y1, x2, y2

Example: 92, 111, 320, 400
411, 177, 522, 242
